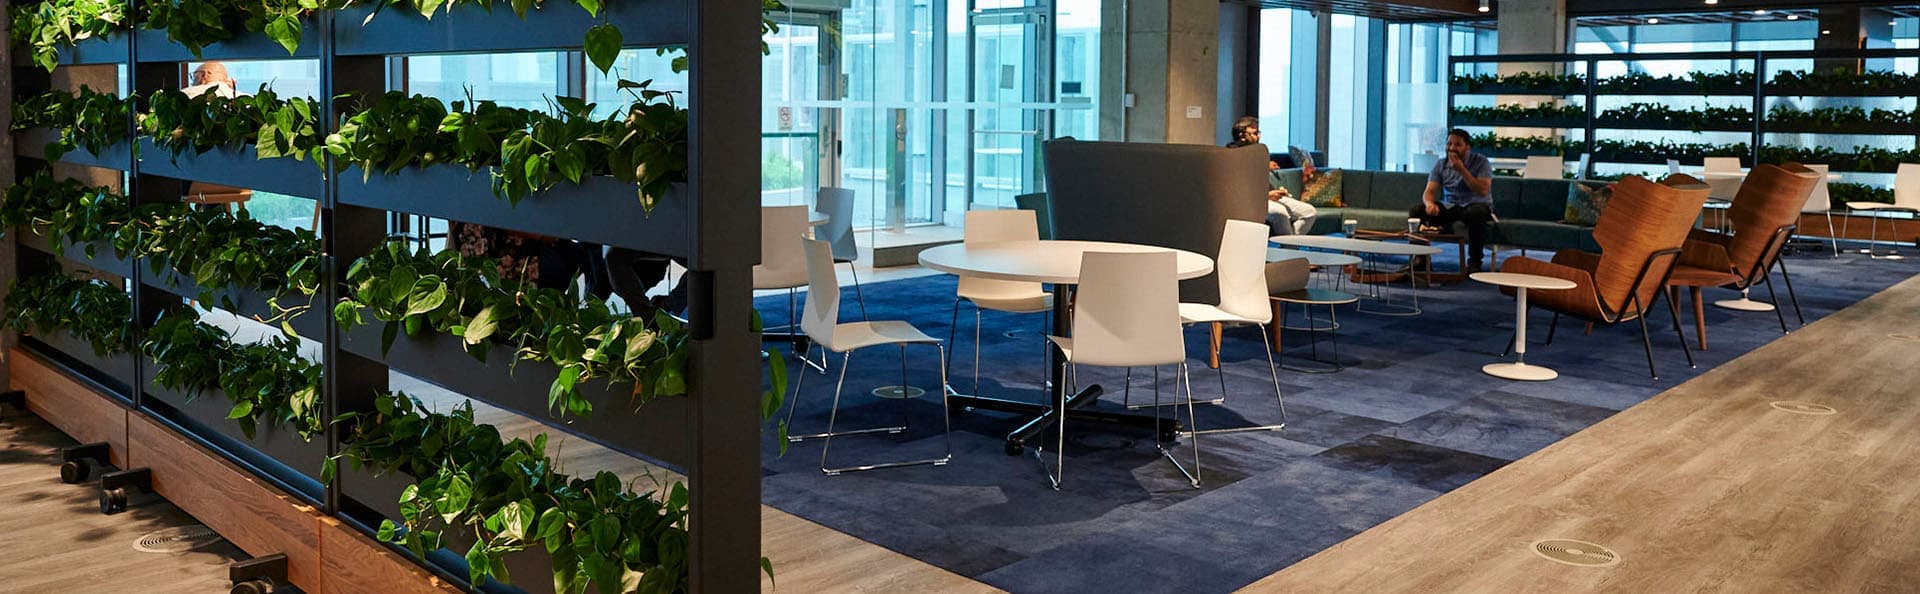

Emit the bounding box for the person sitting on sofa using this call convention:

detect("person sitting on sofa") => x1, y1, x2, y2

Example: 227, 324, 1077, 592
1414, 128, 1495, 272
1227, 116, 1317, 236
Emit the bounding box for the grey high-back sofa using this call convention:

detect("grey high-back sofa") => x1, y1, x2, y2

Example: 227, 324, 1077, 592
1043, 139, 1269, 303
1270, 168, 1603, 253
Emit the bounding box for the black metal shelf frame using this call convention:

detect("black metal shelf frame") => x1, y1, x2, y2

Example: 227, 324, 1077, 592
8, 1, 763, 590
1447, 48, 1920, 178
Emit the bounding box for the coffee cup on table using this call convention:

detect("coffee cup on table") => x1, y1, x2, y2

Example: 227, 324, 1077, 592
1407, 217, 1422, 234
1341, 219, 1357, 236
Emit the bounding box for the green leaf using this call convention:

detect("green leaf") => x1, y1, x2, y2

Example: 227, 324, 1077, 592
466, 541, 492, 585
439, 472, 473, 524
575, 0, 602, 17
548, 366, 580, 413
464, 305, 498, 345
500, 500, 531, 541
585, 24, 623, 75
406, 278, 448, 316
264, 15, 302, 55
227, 400, 255, 419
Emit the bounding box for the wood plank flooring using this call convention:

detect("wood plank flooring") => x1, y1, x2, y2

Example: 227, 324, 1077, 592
1242, 273, 1920, 592
0, 407, 245, 593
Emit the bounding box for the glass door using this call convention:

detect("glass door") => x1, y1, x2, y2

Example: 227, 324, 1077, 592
763, 11, 836, 207
967, 3, 1052, 209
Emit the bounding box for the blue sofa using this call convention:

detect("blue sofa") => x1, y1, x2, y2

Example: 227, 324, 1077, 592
1270, 168, 1603, 253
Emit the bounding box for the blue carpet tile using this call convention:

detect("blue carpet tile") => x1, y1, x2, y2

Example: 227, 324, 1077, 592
754, 246, 1920, 593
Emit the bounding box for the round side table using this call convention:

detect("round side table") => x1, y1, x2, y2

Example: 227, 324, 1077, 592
1471, 272, 1577, 381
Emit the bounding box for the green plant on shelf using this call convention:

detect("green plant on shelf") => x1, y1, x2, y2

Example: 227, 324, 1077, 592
1759, 145, 1920, 174
1768, 68, 1920, 96
1830, 181, 1895, 206
1764, 105, 1919, 132
1594, 70, 1756, 94
1591, 139, 1751, 162
0, 172, 144, 257
137, 84, 327, 165
1594, 103, 1754, 132
7, 0, 130, 71
1450, 72, 1586, 94
10, 85, 133, 162
142, 0, 311, 57
1, 273, 136, 357
1468, 132, 1583, 156
334, 241, 690, 417
1451, 103, 1587, 125
143, 309, 324, 438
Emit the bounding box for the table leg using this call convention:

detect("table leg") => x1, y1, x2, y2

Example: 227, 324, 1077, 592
1208, 323, 1222, 369
1484, 287, 1558, 381
1691, 286, 1707, 350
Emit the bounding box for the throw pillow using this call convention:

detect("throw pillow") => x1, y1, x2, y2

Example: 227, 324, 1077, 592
1563, 180, 1613, 226
1299, 169, 1344, 208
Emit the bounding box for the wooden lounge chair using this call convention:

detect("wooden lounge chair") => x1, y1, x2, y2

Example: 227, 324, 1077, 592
1665, 163, 1821, 349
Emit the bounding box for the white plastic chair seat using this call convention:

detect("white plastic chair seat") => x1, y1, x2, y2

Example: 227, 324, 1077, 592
1178, 303, 1265, 325
1846, 201, 1919, 212
1047, 336, 1073, 361
818, 320, 941, 353
753, 268, 807, 290
962, 291, 1053, 313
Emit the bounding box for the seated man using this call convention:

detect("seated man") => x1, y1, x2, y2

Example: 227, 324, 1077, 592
1227, 116, 1317, 236
1413, 128, 1495, 272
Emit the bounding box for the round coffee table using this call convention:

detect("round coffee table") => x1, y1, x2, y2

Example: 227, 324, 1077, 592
1471, 272, 1576, 381
1272, 235, 1442, 316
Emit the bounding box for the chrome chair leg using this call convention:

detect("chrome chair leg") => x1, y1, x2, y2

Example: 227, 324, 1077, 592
1185, 324, 1289, 436
1131, 326, 1224, 409
1156, 362, 1200, 489
847, 262, 868, 319
1825, 211, 1840, 258
793, 351, 905, 443
820, 346, 954, 475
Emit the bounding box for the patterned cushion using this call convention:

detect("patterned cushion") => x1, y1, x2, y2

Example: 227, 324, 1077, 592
1299, 169, 1345, 208
1563, 180, 1613, 226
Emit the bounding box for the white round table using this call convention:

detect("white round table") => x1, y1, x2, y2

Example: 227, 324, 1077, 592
918, 239, 1214, 455
1267, 247, 1361, 268
1472, 272, 1577, 381
1272, 235, 1443, 316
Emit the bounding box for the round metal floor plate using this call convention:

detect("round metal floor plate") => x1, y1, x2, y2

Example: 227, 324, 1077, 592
871, 385, 926, 399
1770, 401, 1838, 416
1530, 539, 1620, 567
132, 525, 223, 554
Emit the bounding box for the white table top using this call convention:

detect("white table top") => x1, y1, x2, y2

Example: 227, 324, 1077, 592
1470, 271, 1577, 291
1692, 169, 1841, 180
919, 240, 1214, 285
1271, 235, 1444, 257
1267, 247, 1361, 267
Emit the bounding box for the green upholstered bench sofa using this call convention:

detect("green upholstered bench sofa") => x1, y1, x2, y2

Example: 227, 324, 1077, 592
1271, 168, 1603, 253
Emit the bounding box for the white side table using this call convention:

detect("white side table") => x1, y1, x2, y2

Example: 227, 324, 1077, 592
1471, 272, 1577, 381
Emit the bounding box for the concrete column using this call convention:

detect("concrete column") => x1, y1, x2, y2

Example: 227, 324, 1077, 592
1493, 0, 1568, 145
1099, 0, 1219, 145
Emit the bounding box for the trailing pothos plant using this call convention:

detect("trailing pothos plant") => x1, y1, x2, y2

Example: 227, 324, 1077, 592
10, 85, 133, 162
143, 309, 325, 438
334, 241, 688, 416
1, 272, 136, 358
0, 171, 148, 258
7, 0, 130, 71
137, 85, 327, 164
142, 0, 311, 57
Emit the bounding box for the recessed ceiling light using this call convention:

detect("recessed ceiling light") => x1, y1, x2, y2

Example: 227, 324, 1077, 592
1704, 0, 1718, 5
1752, 9, 1768, 15
1822, 29, 1832, 35
1892, 20, 1899, 26
1478, 0, 1490, 13
1786, 14, 1799, 20
1647, 17, 1661, 24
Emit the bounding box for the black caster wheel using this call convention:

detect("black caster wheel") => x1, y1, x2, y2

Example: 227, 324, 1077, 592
229, 578, 280, 594
1004, 441, 1024, 456
61, 459, 93, 484
100, 486, 128, 515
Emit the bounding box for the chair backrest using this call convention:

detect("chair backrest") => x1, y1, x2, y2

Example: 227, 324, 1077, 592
1214, 220, 1273, 323
1666, 159, 1682, 176
959, 209, 1043, 300
1013, 192, 1053, 239
1896, 163, 1920, 210
1071, 250, 1184, 367
799, 237, 841, 348
1265, 258, 1310, 295
1574, 153, 1591, 179
1043, 138, 1268, 304
1523, 155, 1563, 179
1724, 163, 1821, 277
1590, 174, 1711, 313
1703, 157, 1743, 173
1801, 164, 1832, 213
754, 205, 810, 289
814, 187, 858, 261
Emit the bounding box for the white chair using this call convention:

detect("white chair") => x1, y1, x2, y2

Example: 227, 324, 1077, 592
1523, 155, 1563, 179
1703, 156, 1744, 202
755, 205, 811, 342
1666, 159, 1683, 176
783, 237, 951, 475
1799, 164, 1840, 257
1174, 221, 1285, 438
814, 188, 866, 318
948, 210, 1053, 397
1043, 250, 1195, 490
1574, 153, 1591, 180
1843, 163, 1920, 259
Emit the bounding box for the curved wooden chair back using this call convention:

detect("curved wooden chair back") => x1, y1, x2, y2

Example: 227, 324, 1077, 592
1590, 174, 1711, 314
1724, 163, 1820, 278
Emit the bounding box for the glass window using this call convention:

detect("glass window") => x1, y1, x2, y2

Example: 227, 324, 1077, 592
406, 52, 563, 110
1256, 8, 1293, 151
188, 60, 320, 98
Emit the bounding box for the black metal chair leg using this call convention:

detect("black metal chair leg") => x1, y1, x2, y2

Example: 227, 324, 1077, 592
1545, 312, 1560, 346
1633, 297, 1659, 381
1663, 289, 1696, 369
1777, 257, 1805, 326
1762, 272, 1789, 334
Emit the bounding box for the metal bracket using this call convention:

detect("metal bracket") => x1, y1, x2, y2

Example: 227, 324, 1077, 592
228, 553, 290, 594
99, 467, 153, 515
60, 442, 111, 484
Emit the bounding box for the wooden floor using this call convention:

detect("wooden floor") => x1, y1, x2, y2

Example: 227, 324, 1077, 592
0, 408, 246, 593
1243, 273, 1920, 592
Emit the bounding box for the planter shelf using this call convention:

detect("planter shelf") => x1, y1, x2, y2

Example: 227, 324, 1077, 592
13, 128, 134, 170
1592, 120, 1753, 133
1452, 116, 1588, 129
13, 35, 128, 66
141, 270, 328, 339
15, 226, 134, 278
137, 139, 325, 199
1763, 123, 1920, 136
339, 466, 562, 594
132, 25, 320, 63
339, 166, 692, 257
1449, 84, 1584, 96
333, 1, 688, 56
143, 374, 328, 502
1765, 84, 1920, 98
24, 332, 135, 397
339, 323, 695, 470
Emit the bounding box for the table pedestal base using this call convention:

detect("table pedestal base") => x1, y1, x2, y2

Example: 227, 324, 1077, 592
948, 385, 1180, 455
1713, 297, 1775, 312
1483, 362, 1558, 381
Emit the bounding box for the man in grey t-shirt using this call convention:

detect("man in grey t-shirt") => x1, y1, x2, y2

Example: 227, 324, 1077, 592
1412, 128, 1495, 272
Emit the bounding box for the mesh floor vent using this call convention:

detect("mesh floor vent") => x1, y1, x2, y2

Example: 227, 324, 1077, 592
1770, 401, 1838, 416
1530, 539, 1620, 567
132, 525, 223, 554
